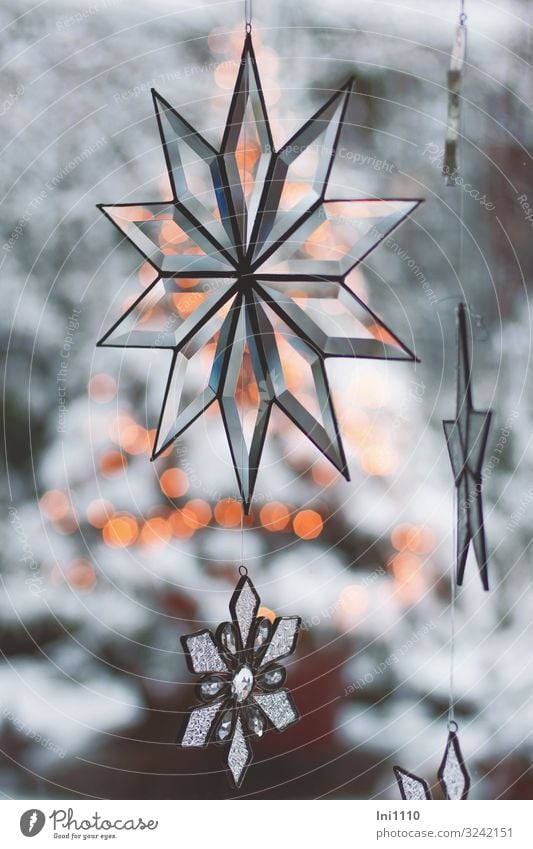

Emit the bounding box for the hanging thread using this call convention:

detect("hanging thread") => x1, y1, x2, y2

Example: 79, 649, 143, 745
443, 0, 467, 184
448, 489, 457, 726
447, 0, 468, 729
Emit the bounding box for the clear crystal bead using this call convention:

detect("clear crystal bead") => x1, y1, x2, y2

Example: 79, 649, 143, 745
221, 622, 237, 654
246, 705, 265, 738
199, 677, 224, 698
231, 665, 254, 702
261, 667, 283, 687
217, 710, 233, 741
254, 619, 270, 650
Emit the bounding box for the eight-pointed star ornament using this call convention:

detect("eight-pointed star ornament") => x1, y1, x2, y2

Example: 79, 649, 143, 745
177, 571, 300, 788
443, 303, 492, 590
394, 723, 471, 800
97, 32, 422, 511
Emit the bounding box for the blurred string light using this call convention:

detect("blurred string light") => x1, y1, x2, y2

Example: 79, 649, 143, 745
99, 449, 128, 477
39, 489, 70, 521
102, 513, 138, 548
214, 499, 243, 528
86, 498, 114, 528
259, 501, 290, 532
66, 559, 97, 592
334, 583, 369, 631
293, 509, 323, 540
389, 523, 436, 605
138, 516, 172, 548
159, 467, 189, 498
87, 373, 117, 404
39, 489, 78, 535
181, 499, 212, 529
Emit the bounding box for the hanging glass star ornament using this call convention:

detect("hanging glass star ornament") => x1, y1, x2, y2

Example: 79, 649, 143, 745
177, 569, 300, 788
97, 32, 422, 511
443, 303, 492, 589
394, 723, 470, 800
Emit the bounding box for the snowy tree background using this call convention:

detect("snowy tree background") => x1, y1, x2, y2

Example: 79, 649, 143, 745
1, 0, 532, 799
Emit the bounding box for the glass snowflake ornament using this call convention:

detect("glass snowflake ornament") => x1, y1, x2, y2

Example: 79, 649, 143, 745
394, 724, 470, 800
178, 572, 300, 788
97, 32, 422, 512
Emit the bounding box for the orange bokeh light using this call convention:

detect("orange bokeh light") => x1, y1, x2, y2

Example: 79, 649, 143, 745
108, 414, 135, 444
171, 292, 208, 319
159, 468, 189, 499
168, 510, 195, 539
258, 606, 277, 623
40, 490, 70, 521
214, 499, 242, 528
160, 219, 188, 246
392, 523, 435, 555
312, 462, 339, 487
369, 324, 398, 346
86, 499, 114, 528
100, 450, 128, 477
67, 559, 97, 591
260, 502, 290, 532
88, 373, 117, 404
214, 60, 240, 90
360, 444, 398, 476
182, 499, 212, 530
138, 517, 171, 548
139, 262, 157, 288
121, 424, 151, 455
392, 552, 426, 604
391, 523, 412, 551
102, 514, 138, 548
293, 509, 323, 540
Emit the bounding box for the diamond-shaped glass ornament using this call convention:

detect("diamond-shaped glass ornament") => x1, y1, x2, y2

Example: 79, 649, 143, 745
178, 571, 300, 788
437, 726, 471, 800
97, 33, 422, 511
393, 724, 471, 801
393, 767, 432, 801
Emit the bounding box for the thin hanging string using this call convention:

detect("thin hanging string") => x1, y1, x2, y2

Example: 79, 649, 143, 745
448, 489, 457, 726
449, 0, 467, 730
245, 0, 252, 32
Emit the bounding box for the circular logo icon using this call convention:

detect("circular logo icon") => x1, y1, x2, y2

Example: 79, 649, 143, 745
20, 810, 46, 837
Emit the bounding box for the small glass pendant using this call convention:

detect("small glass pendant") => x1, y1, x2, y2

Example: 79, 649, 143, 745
221, 622, 237, 654
200, 677, 224, 699
246, 705, 265, 738
254, 619, 270, 650
217, 710, 233, 741
258, 666, 284, 688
